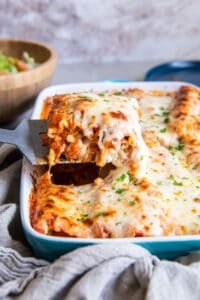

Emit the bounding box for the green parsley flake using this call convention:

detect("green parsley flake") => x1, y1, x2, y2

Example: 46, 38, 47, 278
169, 175, 183, 186
116, 188, 126, 194
133, 177, 139, 186
173, 180, 183, 186
129, 200, 137, 205
79, 95, 94, 101
116, 221, 122, 225
127, 171, 132, 181
168, 141, 185, 155
164, 117, 170, 123
113, 91, 122, 96
162, 111, 170, 116
97, 212, 106, 217
175, 141, 185, 151
157, 181, 162, 186
77, 213, 89, 222
160, 128, 167, 133
116, 174, 126, 182
159, 106, 165, 111
168, 146, 176, 155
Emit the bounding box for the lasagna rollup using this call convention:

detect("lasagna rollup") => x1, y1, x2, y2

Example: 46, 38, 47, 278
47, 92, 148, 177
170, 85, 200, 145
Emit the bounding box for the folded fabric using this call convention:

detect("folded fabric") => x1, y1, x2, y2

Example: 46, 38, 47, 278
0, 244, 200, 300
0, 144, 200, 300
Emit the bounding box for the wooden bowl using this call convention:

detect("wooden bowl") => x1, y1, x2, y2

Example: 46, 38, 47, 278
0, 39, 57, 123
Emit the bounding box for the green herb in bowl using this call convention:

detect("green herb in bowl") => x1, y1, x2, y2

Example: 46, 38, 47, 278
0, 51, 36, 75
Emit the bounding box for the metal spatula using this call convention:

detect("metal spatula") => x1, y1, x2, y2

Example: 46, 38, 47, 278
0, 119, 49, 165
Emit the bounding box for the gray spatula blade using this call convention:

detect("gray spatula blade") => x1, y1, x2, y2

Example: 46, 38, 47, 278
28, 119, 49, 164
0, 119, 49, 165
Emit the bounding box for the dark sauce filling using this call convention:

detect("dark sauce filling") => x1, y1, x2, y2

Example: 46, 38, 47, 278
50, 163, 115, 186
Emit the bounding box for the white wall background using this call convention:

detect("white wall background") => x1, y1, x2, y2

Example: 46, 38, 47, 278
0, 0, 199, 62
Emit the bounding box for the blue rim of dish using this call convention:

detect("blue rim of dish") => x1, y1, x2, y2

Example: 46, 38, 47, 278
145, 60, 200, 86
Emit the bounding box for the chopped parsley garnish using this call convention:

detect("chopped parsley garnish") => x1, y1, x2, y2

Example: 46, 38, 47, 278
79, 95, 94, 101
113, 91, 122, 96
127, 171, 132, 181
133, 177, 139, 186
112, 173, 130, 190
175, 141, 185, 151
169, 175, 182, 186
160, 128, 167, 133
164, 116, 170, 123
81, 213, 89, 217
156, 181, 162, 186
168, 141, 185, 155
98, 93, 105, 97
162, 111, 170, 116
159, 106, 165, 111
97, 212, 106, 217
168, 146, 176, 155
155, 109, 170, 123
77, 213, 89, 222
154, 111, 169, 119
173, 180, 183, 186
116, 174, 126, 182
116, 221, 122, 225
129, 200, 137, 205
116, 188, 126, 194
169, 174, 183, 186
168, 175, 183, 186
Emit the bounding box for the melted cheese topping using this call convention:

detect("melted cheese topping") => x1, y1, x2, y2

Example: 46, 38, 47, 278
47, 93, 148, 177
30, 86, 200, 238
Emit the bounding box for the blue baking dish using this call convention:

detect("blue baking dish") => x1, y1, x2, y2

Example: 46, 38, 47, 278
145, 61, 200, 86
20, 81, 200, 261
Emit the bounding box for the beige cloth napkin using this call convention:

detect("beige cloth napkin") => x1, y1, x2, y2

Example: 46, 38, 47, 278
0, 144, 200, 300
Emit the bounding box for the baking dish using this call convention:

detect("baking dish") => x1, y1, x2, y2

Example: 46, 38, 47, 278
20, 81, 200, 261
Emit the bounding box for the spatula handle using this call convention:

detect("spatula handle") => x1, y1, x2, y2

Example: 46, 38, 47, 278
0, 128, 19, 147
